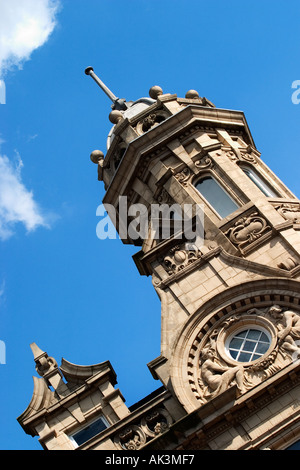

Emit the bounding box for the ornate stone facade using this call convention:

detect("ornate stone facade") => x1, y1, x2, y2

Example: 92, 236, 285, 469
18, 82, 300, 450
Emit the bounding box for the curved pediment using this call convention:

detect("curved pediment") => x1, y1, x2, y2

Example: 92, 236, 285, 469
17, 376, 57, 433
60, 358, 117, 386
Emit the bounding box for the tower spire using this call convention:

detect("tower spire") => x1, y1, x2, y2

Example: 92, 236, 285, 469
84, 66, 129, 111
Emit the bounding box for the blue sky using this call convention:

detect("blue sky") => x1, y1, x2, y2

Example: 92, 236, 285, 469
0, 0, 299, 450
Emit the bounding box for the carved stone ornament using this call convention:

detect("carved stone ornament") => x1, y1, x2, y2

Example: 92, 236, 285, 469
239, 151, 258, 165
194, 155, 213, 170
136, 111, 169, 135
140, 409, 171, 438
189, 304, 300, 405
116, 426, 146, 450
275, 202, 300, 224
162, 244, 203, 276
113, 408, 172, 450
174, 166, 191, 186
225, 211, 271, 250
224, 146, 259, 165
156, 188, 173, 205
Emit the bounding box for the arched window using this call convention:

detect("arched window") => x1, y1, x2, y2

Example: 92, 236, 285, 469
194, 176, 239, 218
242, 167, 277, 197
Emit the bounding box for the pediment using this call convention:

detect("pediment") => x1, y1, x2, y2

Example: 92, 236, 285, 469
60, 358, 117, 386
17, 376, 57, 430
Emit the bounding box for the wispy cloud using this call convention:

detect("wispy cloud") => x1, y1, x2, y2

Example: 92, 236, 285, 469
0, 152, 49, 240
0, 0, 61, 77
0, 1, 61, 239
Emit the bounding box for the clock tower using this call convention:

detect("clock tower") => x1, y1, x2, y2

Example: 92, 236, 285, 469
18, 71, 300, 450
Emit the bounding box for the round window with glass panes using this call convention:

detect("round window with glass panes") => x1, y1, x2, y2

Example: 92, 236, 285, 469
225, 327, 271, 363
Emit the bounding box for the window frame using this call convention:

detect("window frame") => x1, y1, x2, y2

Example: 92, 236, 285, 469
194, 173, 240, 219
69, 414, 110, 448
225, 325, 271, 364
240, 165, 278, 197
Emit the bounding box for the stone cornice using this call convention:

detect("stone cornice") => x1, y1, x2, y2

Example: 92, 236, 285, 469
103, 105, 254, 207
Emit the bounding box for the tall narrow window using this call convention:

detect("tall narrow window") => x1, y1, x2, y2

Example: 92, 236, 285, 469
195, 176, 239, 218
242, 167, 277, 197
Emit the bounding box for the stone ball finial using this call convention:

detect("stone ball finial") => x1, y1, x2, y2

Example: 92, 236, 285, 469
185, 89, 199, 99
149, 86, 163, 99
109, 110, 123, 124
90, 150, 104, 164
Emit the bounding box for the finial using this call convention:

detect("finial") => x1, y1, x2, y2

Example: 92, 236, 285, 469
149, 86, 163, 99
30, 343, 58, 378
185, 89, 200, 99
85, 66, 129, 111
90, 150, 104, 164
30, 342, 46, 361
109, 110, 124, 124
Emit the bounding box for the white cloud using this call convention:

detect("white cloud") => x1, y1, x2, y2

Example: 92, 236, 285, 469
0, 152, 49, 240
0, 0, 60, 76
0, 1, 60, 239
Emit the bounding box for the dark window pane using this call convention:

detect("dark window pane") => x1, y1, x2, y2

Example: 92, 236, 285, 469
287, 440, 300, 450
195, 177, 238, 218
238, 352, 252, 362
246, 330, 261, 340
229, 338, 244, 350
260, 332, 269, 343
255, 342, 269, 355
252, 354, 261, 361
243, 340, 256, 353
72, 417, 107, 446
229, 349, 238, 359
235, 330, 248, 338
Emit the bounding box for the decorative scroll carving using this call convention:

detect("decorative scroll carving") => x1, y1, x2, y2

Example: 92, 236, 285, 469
274, 202, 300, 224
194, 155, 213, 170
224, 146, 259, 165
162, 245, 203, 276
278, 257, 299, 271
225, 211, 271, 250
239, 151, 258, 165
174, 166, 191, 186
190, 304, 300, 405
114, 408, 172, 450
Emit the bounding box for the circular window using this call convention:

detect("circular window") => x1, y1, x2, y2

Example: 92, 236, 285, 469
226, 328, 271, 363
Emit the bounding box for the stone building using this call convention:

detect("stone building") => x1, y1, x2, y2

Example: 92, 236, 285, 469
18, 71, 300, 450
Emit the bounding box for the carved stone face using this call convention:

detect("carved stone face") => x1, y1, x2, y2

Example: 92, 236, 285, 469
269, 305, 283, 318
